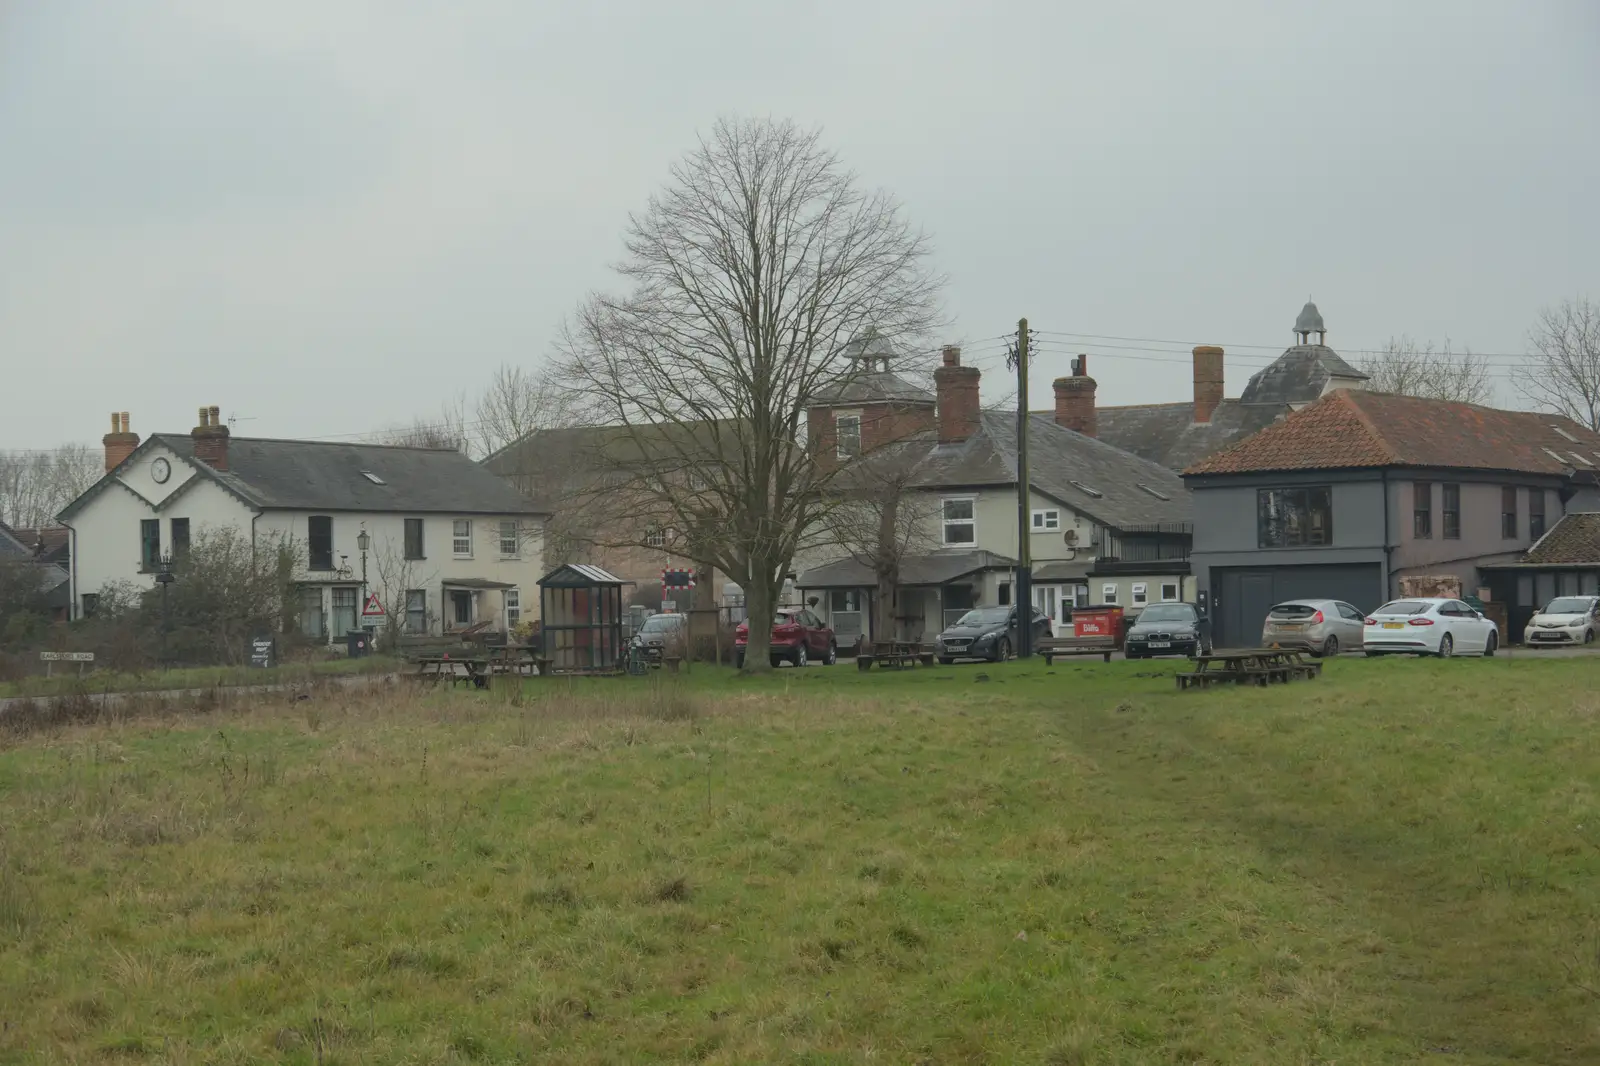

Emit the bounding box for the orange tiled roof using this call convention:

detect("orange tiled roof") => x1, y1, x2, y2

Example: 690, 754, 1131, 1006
1184, 390, 1600, 477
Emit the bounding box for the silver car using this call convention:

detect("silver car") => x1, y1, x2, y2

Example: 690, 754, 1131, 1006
1260, 598, 1367, 657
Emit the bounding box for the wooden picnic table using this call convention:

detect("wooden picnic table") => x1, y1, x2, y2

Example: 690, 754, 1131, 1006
1176, 648, 1322, 690
857, 639, 936, 670
407, 656, 493, 689
483, 643, 541, 677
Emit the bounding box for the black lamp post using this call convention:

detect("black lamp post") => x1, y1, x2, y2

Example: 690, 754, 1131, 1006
357, 526, 371, 620
154, 551, 176, 669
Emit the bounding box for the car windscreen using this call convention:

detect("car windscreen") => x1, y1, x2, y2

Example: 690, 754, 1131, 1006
1373, 600, 1431, 616
1136, 605, 1194, 623
1543, 597, 1593, 615
955, 608, 1010, 626
1267, 603, 1318, 619
639, 615, 682, 633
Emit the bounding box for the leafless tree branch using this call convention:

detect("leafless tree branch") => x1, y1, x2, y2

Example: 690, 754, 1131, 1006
1515, 297, 1600, 430
1359, 336, 1492, 405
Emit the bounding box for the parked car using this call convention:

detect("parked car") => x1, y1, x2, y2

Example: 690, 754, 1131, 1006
1362, 598, 1499, 657
1260, 598, 1367, 657
1523, 595, 1600, 646
935, 605, 1050, 663
630, 613, 687, 665
1125, 602, 1210, 659
734, 608, 836, 668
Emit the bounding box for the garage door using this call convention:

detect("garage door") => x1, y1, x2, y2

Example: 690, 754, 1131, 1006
1212, 564, 1383, 649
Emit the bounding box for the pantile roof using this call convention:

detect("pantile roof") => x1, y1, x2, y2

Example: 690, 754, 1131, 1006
1524, 513, 1600, 565
1185, 390, 1600, 477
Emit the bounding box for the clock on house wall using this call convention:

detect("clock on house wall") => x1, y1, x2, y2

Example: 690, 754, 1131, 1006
151, 457, 171, 484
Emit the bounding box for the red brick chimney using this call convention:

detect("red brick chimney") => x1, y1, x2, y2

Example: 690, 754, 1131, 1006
1052, 354, 1097, 437
191, 404, 230, 471
1192, 345, 1225, 424
934, 345, 980, 444
102, 411, 139, 473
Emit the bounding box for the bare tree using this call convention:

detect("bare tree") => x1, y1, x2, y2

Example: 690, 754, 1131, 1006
1359, 336, 1492, 404
379, 394, 472, 453
815, 439, 941, 647
474, 363, 579, 462
1516, 297, 1600, 430
0, 444, 99, 528
368, 534, 438, 646
555, 117, 943, 671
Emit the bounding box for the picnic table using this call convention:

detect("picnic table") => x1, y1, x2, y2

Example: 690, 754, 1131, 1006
483, 643, 541, 677
407, 656, 493, 689
857, 640, 936, 670
1175, 648, 1322, 690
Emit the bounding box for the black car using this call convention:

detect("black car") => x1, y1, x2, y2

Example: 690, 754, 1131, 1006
936, 605, 1051, 663
1124, 602, 1210, 659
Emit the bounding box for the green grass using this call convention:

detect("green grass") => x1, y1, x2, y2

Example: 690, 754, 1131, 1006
0, 655, 397, 700
2, 657, 1598, 1063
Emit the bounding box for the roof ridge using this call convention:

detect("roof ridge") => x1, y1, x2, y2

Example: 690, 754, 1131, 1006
1334, 390, 1404, 463
153, 432, 461, 453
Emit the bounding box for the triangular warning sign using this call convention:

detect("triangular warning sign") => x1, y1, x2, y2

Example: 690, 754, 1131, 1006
361, 592, 384, 617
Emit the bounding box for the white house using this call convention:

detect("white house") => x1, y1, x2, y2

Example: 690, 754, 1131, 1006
58, 408, 548, 642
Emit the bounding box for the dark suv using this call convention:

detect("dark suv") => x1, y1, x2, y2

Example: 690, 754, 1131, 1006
935, 605, 1051, 663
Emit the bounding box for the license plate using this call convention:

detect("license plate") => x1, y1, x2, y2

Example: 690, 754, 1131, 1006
1382, 622, 1404, 630
1277, 623, 1304, 630
1147, 641, 1171, 649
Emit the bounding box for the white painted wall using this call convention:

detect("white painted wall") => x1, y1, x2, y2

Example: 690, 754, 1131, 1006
65, 444, 545, 637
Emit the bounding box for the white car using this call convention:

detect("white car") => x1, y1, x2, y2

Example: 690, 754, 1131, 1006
1523, 595, 1600, 647
1362, 597, 1500, 658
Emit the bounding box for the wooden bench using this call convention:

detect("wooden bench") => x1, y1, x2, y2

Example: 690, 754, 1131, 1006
408, 656, 492, 689
1038, 634, 1118, 664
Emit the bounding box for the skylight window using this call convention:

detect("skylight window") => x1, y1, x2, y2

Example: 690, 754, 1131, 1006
1541, 448, 1569, 465
1553, 426, 1579, 442
1573, 453, 1593, 467
1137, 483, 1171, 501
1069, 480, 1104, 499
360, 471, 386, 485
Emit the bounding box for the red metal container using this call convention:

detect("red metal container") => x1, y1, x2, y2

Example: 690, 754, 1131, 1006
1072, 605, 1125, 643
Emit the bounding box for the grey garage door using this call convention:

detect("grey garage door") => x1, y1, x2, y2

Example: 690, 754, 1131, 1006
1212, 564, 1383, 649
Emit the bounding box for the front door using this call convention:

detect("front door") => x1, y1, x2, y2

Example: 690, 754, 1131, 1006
1033, 585, 1062, 636
451, 590, 472, 628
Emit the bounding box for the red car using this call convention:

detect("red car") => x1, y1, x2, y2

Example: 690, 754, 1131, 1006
734, 608, 837, 668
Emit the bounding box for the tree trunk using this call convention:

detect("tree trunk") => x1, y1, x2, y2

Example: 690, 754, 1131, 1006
742, 567, 775, 673
872, 493, 901, 649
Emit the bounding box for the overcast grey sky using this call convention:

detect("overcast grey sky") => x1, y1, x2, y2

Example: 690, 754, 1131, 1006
3, 1, 1597, 450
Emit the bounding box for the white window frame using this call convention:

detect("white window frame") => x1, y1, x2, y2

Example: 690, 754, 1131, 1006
644, 527, 667, 549
1101, 583, 1118, 605
1030, 508, 1060, 532
404, 589, 427, 634
452, 519, 473, 558
835, 412, 862, 459
498, 520, 519, 558
1160, 581, 1180, 602
941, 496, 976, 546
1072, 585, 1090, 608
505, 588, 521, 629
1131, 582, 1148, 606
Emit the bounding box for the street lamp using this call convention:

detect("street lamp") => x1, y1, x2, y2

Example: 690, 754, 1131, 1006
357, 525, 371, 630
154, 551, 176, 669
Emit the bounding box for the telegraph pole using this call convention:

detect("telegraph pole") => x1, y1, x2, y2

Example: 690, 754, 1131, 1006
1013, 318, 1033, 659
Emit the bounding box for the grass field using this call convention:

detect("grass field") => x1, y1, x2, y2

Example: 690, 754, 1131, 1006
0, 655, 397, 700
1, 656, 1598, 1064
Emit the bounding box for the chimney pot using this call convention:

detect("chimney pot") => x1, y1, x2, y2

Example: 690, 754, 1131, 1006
1192, 345, 1225, 424
192, 402, 231, 470
102, 411, 140, 472
934, 345, 981, 444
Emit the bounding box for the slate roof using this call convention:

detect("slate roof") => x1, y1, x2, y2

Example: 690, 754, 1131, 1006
797, 550, 1016, 589
0, 524, 32, 559
1237, 344, 1368, 407
7, 526, 70, 562
1185, 390, 1600, 477
813, 368, 934, 406
1524, 514, 1600, 565
62, 435, 546, 519
1294, 301, 1326, 334
913, 411, 1192, 531
1087, 400, 1286, 472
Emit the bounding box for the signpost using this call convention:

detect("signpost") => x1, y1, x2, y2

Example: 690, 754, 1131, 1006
362, 592, 385, 619
249, 636, 276, 670
40, 651, 94, 679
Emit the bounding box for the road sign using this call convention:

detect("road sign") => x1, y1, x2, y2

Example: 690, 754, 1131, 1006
662, 568, 696, 590
249, 636, 276, 669
362, 592, 384, 617
39, 651, 94, 663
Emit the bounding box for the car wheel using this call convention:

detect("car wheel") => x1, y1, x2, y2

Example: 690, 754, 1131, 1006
824, 642, 837, 666
1586, 629, 1596, 645
1437, 633, 1453, 658
1321, 635, 1339, 658
993, 637, 1010, 662
793, 644, 808, 668
1484, 631, 1498, 657
937, 656, 954, 665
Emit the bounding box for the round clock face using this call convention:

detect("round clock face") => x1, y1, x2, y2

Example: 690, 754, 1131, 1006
151, 458, 171, 484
